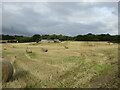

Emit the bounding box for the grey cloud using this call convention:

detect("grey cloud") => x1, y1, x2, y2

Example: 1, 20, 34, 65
0, 3, 2, 34
43, 22, 110, 36
2, 2, 118, 36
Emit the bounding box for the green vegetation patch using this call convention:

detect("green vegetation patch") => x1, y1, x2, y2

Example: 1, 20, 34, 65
28, 52, 38, 58
63, 55, 116, 75
57, 83, 66, 88
94, 64, 116, 74
62, 56, 84, 63
2, 51, 17, 56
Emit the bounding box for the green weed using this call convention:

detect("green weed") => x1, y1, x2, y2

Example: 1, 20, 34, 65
28, 52, 38, 58
94, 64, 116, 74
63, 56, 84, 63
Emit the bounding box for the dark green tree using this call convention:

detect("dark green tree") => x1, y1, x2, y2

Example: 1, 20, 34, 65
32, 34, 41, 43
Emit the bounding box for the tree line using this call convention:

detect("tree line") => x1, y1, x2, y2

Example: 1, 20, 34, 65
0, 33, 120, 43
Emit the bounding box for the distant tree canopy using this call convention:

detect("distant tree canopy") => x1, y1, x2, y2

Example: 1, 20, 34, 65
17, 37, 33, 43
42, 34, 72, 41
32, 34, 41, 43
0, 33, 120, 43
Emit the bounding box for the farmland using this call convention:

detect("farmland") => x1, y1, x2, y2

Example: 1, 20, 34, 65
1, 41, 119, 88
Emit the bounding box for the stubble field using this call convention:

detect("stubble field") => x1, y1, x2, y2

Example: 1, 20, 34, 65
0, 41, 119, 88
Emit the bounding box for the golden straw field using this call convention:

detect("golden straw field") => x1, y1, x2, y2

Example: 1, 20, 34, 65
0, 41, 119, 88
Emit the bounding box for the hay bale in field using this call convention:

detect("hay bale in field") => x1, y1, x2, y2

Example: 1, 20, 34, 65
107, 42, 113, 45
64, 46, 69, 49
41, 48, 48, 52
3, 47, 7, 50
0, 58, 14, 83
85, 42, 95, 46
109, 43, 113, 45
14, 56, 17, 58
88, 44, 95, 46
12, 46, 15, 48
32, 43, 36, 45
26, 48, 32, 53
29, 43, 36, 45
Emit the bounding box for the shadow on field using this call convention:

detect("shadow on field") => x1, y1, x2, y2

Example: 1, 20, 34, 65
89, 72, 118, 88
12, 70, 30, 81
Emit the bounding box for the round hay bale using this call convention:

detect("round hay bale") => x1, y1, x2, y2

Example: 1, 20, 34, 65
107, 42, 113, 45
3, 47, 7, 50
64, 46, 69, 49
109, 43, 113, 45
26, 49, 32, 53
41, 48, 48, 52
15, 56, 17, 58
12, 46, 15, 48
88, 44, 95, 46
0, 58, 14, 83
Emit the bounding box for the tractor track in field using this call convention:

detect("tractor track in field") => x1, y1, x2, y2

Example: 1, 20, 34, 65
38, 63, 97, 88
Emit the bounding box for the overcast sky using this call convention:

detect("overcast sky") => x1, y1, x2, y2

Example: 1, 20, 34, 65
2, 2, 118, 36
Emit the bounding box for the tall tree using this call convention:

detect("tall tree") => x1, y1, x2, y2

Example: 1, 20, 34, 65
32, 34, 41, 43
